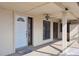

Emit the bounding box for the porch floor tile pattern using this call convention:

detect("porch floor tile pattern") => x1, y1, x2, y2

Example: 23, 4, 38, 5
60, 41, 79, 56
24, 40, 79, 56
60, 47, 79, 56
23, 40, 62, 56
8, 39, 61, 56
8, 39, 79, 56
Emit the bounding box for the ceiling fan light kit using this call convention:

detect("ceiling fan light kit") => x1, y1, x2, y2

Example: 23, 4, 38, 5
45, 14, 50, 20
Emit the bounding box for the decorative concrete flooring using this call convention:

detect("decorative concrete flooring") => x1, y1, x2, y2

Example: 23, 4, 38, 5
60, 41, 79, 56
8, 39, 79, 56
24, 39, 62, 56
8, 39, 62, 56
60, 47, 79, 56
24, 40, 79, 56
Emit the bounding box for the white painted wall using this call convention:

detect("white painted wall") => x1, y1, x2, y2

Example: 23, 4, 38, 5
0, 7, 60, 55
33, 16, 53, 46
0, 8, 14, 55
0, 8, 54, 55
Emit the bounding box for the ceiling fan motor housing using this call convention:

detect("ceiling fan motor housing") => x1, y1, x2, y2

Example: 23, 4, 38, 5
65, 8, 69, 11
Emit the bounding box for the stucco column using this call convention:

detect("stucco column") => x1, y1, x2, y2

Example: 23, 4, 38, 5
62, 11, 67, 50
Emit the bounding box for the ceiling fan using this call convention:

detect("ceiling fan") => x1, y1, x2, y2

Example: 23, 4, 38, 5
43, 3, 78, 20
43, 13, 60, 20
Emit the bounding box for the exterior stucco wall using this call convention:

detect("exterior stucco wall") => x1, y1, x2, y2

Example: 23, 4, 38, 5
33, 16, 54, 46
0, 8, 59, 55
0, 8, 14, 55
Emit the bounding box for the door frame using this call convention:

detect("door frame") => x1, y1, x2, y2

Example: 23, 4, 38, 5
28, 17, 33, 46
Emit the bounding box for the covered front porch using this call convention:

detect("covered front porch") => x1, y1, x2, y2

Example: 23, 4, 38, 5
0, 2, 79, 56
23, 39, 78, 56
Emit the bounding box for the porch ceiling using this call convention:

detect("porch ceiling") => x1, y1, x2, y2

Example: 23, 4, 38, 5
0, 2, 79, 20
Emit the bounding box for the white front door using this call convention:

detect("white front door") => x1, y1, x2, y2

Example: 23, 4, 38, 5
15, 16, 28, 49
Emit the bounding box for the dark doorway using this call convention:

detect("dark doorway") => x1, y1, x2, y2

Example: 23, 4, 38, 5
53, 22, 58, 39
28, 17, 33, 46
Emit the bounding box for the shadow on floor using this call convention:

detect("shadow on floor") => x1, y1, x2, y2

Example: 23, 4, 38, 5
35, 51, 57, 56
8, 39, 62, 56
34, 44, 62, 56
49, 45, 62, 52
31, 39, 62, 51
30, 39, 62, 56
